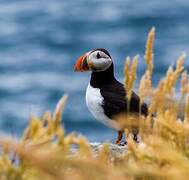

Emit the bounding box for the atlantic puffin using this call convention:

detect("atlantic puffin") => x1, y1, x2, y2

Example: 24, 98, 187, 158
74, 48, 148, 144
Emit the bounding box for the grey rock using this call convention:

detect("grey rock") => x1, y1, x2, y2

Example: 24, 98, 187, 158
90, 142, 127, 157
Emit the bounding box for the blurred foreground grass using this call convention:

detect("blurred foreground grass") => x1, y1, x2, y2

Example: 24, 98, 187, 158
1, 28, 189, 180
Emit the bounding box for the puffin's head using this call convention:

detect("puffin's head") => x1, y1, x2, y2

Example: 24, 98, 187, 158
74, 48, 112, 72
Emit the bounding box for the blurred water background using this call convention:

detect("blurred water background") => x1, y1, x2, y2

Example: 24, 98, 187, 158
0, 0, 189, 141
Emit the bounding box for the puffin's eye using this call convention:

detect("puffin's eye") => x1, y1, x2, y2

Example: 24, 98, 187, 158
96, 52, 101, 59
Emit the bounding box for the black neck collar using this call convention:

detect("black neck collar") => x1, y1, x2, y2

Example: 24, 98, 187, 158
90, 63, 115, 88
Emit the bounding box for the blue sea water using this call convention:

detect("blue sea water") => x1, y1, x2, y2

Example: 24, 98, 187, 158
0, 0, 189, 141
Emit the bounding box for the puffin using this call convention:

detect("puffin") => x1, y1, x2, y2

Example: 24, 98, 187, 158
74, 48, 148, 144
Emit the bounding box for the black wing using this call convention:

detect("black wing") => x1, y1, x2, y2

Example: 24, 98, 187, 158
100, 80, 148, 119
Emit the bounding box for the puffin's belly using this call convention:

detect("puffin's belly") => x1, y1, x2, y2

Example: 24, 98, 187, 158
86, 84, 121, 130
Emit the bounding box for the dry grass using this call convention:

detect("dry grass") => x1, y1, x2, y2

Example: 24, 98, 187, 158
124, 55, 138, 101
1, 28, 189, 180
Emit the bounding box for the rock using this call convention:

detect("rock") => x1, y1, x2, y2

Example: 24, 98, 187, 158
90, 142, 127, 157
70, 142, 127, 158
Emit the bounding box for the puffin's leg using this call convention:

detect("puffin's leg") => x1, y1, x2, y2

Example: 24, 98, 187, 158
132, 129, 139, 143
133, 133, 138, 142
115, 131, 123, 144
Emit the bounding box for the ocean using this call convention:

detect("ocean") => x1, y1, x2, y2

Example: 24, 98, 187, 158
0, 0, 189, 141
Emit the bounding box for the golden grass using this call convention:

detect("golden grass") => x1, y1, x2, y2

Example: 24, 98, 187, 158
1, 28, 189, 180
144, 27, 155, 75
124, 55, 138, 112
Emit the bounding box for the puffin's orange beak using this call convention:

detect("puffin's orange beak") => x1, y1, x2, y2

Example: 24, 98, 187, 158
74, 53, 89, 72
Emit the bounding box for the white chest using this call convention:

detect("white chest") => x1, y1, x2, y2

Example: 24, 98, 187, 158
85, 84, 121, 130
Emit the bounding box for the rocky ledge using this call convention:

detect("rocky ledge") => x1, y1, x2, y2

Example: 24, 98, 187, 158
90, 143, 127, 157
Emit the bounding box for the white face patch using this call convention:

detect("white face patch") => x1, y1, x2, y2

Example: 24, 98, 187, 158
86, 84, 121, 130
87, 50, 112, 72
